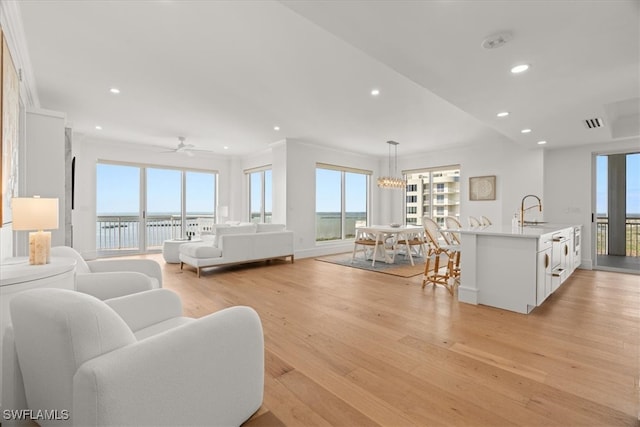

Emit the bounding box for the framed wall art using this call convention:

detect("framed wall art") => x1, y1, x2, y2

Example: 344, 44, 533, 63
469, 175, 496, 201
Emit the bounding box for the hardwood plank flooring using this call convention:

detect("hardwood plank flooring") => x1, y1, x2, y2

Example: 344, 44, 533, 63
143, 254, 639, 426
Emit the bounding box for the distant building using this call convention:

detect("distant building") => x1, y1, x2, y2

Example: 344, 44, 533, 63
405, 168, 460, 226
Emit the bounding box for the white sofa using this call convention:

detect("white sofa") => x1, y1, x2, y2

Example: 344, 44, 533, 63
179, 223, 294, 277
5, 288, 264, 426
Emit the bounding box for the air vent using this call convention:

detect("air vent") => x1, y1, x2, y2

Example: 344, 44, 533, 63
584, 118, 604, 129
481, 32, 513, 49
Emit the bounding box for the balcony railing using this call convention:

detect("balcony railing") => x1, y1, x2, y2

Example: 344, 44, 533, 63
96, 215, 211, 251
596, 216, 640, 256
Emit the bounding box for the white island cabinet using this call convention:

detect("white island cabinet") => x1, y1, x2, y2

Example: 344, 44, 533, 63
458, 224, 580, 314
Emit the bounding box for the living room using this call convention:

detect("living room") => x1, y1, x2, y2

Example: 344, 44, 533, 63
0, 1, 638, 426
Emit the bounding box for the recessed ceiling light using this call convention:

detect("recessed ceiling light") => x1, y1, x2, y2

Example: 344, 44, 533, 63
95, 125, 102, 130
223, 146, 229, 150
511, 64, 530, 74
537, 140, 547, 145
496, 111, 510, 118
521, 129, 532, 134
371, 88, 380, 96
273, 126, 280, 131
109, 88, 120, 94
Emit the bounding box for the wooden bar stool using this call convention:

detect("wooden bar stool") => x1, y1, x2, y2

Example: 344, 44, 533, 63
421, 217, 460, 295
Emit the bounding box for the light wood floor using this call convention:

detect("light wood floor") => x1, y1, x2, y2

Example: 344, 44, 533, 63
152, 254, 639, 426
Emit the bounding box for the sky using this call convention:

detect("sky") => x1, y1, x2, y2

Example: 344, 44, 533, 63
96, 164, 216, 215
596, 153, 640, 215
315, 168, 367, 213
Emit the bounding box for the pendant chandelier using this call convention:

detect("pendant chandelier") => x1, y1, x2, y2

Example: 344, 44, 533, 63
377, 140, 406, 189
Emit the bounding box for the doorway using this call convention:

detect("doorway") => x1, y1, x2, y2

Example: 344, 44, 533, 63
594, 152, 640, 273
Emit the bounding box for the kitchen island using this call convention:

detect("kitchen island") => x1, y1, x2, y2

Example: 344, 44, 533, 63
458, 223, 581, 314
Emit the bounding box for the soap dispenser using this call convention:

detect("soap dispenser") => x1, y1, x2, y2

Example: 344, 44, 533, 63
511, 212, 519, 230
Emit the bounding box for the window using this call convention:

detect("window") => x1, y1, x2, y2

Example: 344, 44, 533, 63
96, 162, 217, 254
403, 166, 460, 225
246, 167, 272, 223
316, 164, 370, 241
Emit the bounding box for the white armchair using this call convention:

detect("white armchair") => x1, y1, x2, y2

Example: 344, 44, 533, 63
50, 246, 162, 300
6, 288, 264, 426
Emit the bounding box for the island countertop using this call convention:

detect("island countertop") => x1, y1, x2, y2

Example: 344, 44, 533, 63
457, 222, 582, 314
458, 223, 578, 238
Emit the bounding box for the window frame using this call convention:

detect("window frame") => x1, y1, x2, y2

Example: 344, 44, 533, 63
403, 165, 461, 227
245, 165, 272, 223
315, 163, 371, 242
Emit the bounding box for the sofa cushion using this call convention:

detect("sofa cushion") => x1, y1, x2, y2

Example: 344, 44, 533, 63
256, 223, 285, 233
180, 242, 223, 258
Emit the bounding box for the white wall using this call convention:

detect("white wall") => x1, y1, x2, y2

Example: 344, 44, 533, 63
283, 139, 382, 258
543, 137, 640, 269
398, 137, 544, 227
72, 136, 231, 258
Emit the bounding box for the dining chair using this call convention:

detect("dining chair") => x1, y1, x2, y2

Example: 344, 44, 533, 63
468, 216, 481, 227
394, 228, 427, 266
421, 217, 460, 295
352, 229, 390, 267
481, 215, 492, 226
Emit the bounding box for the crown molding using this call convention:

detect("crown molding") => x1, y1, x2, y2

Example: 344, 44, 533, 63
0, 0, 40, 108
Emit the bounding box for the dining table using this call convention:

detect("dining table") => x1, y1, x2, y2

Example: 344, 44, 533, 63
355, 224, 425, 266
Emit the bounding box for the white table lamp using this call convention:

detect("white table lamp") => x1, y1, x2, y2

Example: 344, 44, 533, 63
11, 196, 59, 265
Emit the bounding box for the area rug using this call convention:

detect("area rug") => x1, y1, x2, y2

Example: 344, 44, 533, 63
316, 252, 425, 277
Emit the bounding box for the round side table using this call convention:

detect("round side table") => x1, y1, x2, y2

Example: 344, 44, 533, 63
0, 256, 77, 409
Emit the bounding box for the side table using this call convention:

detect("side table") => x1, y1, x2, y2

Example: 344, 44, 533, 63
0, 256, 77, 410
163, 238, 201, 263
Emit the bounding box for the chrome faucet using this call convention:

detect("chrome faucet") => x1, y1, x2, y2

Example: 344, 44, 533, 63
520, 194, 542, 226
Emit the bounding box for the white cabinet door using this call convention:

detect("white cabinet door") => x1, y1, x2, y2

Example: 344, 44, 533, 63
537, 247, 552, 305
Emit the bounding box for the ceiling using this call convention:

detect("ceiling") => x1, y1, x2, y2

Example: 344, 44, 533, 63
16, 0, 640, 157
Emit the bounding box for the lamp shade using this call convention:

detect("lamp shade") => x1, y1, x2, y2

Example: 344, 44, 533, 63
11, 197, 59, 231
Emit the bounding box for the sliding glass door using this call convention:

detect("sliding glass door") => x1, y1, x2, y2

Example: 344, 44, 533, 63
146, 168, 182, 249
96, 163, 142, 252
186, 170, 216, 233
97, 162, 217, 255
595, 152, 639, 273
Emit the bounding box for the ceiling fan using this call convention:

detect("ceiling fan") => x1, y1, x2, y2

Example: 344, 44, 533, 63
162, 136, 196, 156
157, 136, 220, 156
